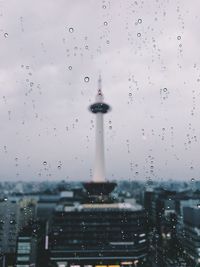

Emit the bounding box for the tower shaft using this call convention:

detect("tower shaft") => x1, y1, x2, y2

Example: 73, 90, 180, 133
93, 113, 105, 182
89, 76, 110, 183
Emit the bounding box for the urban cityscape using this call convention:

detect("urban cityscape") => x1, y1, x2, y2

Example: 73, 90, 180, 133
0, 176, 200, 266
0, 83, 200, 267
1, 0, 200, 267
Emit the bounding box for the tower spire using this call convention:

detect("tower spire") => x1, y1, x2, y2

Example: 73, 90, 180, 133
97, 74, 103, 99
98, 74, 102, 91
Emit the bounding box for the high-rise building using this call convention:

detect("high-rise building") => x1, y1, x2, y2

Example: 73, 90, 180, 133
180, 206, 200, 265
15, 227, 37, 267
48, 201, 148, 267
0, 196, 36, 266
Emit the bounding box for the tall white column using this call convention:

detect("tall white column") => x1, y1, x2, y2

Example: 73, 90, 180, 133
93, 112, 106, 182
90, 76, 110, 183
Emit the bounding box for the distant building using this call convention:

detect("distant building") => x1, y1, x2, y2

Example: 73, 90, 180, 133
15, 227, 37, 267
0, 196, 36, 266
176, 198, 200, 240
181, 206, 200, 264
144, 188, 177, 236
36, 190, 80, 223
36, 195, 60, 222
0, 197, 19, 254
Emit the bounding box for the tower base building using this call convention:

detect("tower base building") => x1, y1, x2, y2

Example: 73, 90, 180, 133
48, 194, 148, 267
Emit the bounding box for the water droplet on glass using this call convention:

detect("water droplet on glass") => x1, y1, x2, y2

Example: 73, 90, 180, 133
109, 125, 112, 130
43, 161, 47, 166
129, 92, 132, 97
104, 21, 108, 26
57, 165, 61, 170
177, 36, 181, 40
69, 27, 74, 33
163, 88, 167, 92
68, 66, 72, 70
4, 33, 8, 38
191, 178, 195, 182
84, 77, 89, 83
138, 19, 142, 24
137, 33, 141, 37
197, 204, 200, 209
102, 5, 106, 9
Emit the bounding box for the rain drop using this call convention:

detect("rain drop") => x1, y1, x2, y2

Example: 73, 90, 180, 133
69, 27, 74, 33
84, 77, 90, 83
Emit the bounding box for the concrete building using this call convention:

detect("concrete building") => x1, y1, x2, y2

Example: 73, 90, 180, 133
0, 196, 36, 266
48, 200, 148, 267
180, 206, 200, 264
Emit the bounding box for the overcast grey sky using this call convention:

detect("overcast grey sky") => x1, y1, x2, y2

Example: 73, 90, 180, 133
0, 0, 200, 182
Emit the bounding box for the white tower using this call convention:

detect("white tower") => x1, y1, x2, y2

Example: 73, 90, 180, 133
89, 76, 110, 182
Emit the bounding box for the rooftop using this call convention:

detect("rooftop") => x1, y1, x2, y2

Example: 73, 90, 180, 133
55, 199, 143, 212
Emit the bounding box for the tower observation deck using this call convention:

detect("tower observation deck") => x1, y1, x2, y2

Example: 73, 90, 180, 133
83, 76, 116, 197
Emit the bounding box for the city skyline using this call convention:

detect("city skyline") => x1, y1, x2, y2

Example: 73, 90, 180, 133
0, 0, 200, 181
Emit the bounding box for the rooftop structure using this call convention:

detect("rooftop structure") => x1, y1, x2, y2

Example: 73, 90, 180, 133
49, 199, 147, 267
